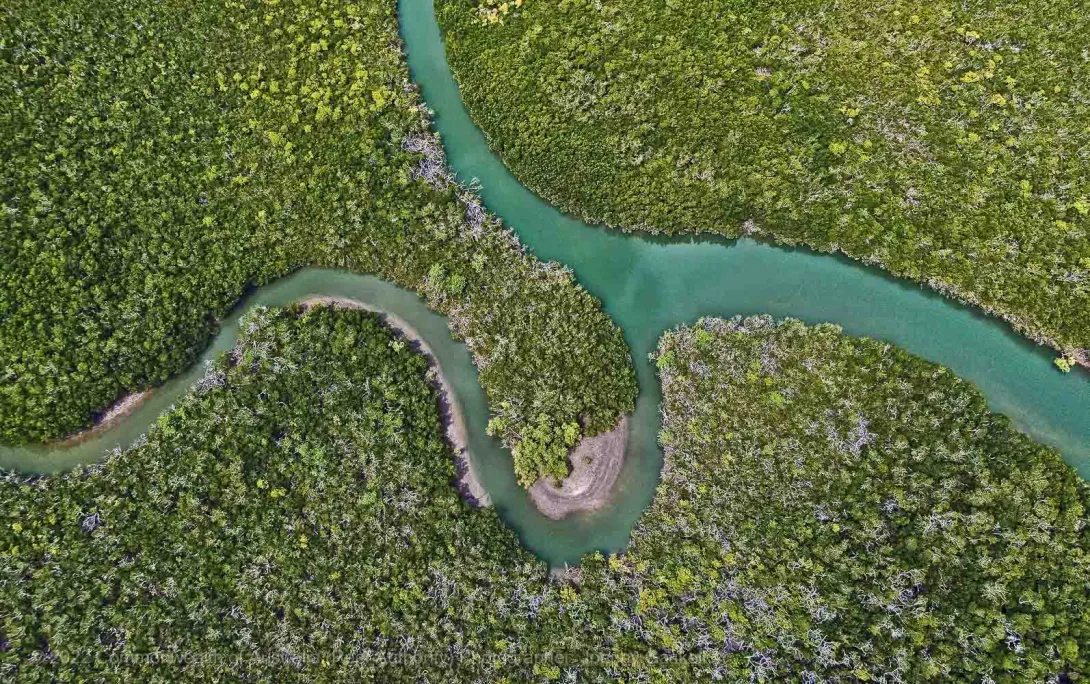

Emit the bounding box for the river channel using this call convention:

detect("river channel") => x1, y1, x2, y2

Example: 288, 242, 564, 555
1, 0, 1087, 567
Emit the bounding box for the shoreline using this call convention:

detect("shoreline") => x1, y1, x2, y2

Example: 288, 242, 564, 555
53, 390, 153, 448
298, 296, 491, 508
529, 416, 628, 520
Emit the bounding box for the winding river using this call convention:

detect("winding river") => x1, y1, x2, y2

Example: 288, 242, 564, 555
2, 0, 1088, 566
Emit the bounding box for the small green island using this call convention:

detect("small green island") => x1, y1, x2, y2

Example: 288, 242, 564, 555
2, 0, 1088, 680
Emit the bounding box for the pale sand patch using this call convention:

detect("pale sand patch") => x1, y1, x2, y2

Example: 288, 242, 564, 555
529, 416, 628, 520
549, 565, 583, 585
53, 390, 153, 447
299, 296, 490, 507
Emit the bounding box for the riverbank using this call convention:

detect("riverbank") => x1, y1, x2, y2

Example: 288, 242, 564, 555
529, 417, 628, 520
53, 391, 153, 448
299, 296, 490, 507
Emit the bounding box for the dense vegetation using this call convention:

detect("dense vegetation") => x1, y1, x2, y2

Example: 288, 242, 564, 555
0, 0, 636, 485
5, 1, 1088, 677
4, 308, 1087, 680
0, 306, 562, 680
619, 316, 1090, 680
437, 0, 1090, 363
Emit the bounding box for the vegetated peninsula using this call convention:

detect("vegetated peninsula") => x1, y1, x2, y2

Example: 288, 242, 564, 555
297, 295, 489, 505
0, 0, 636, 486
437, 0, 1090, 366
4, 307, 1086, 680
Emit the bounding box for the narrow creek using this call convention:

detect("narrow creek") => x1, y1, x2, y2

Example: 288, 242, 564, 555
2, 0, 1087, 567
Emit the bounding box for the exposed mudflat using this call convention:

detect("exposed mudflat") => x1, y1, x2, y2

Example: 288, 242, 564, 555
530, 417, 628, 520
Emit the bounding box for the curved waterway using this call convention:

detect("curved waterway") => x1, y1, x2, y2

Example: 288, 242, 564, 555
2, 0, 1088, 567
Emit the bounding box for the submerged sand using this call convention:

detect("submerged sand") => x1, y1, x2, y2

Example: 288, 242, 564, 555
529, 416, 628, 520
299, 296, 491, 507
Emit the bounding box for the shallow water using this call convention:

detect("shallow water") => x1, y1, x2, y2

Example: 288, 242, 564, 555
2, 0, 1087, 567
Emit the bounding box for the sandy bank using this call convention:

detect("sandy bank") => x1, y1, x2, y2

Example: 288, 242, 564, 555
299, 296, 490, 507
529, 416, 628, 520
54, 390, 153, 447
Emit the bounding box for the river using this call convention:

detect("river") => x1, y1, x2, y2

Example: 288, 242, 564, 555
1, 0, 1087, 567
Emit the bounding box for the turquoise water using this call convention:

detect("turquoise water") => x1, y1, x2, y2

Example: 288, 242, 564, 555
2, 0, 1087, 567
